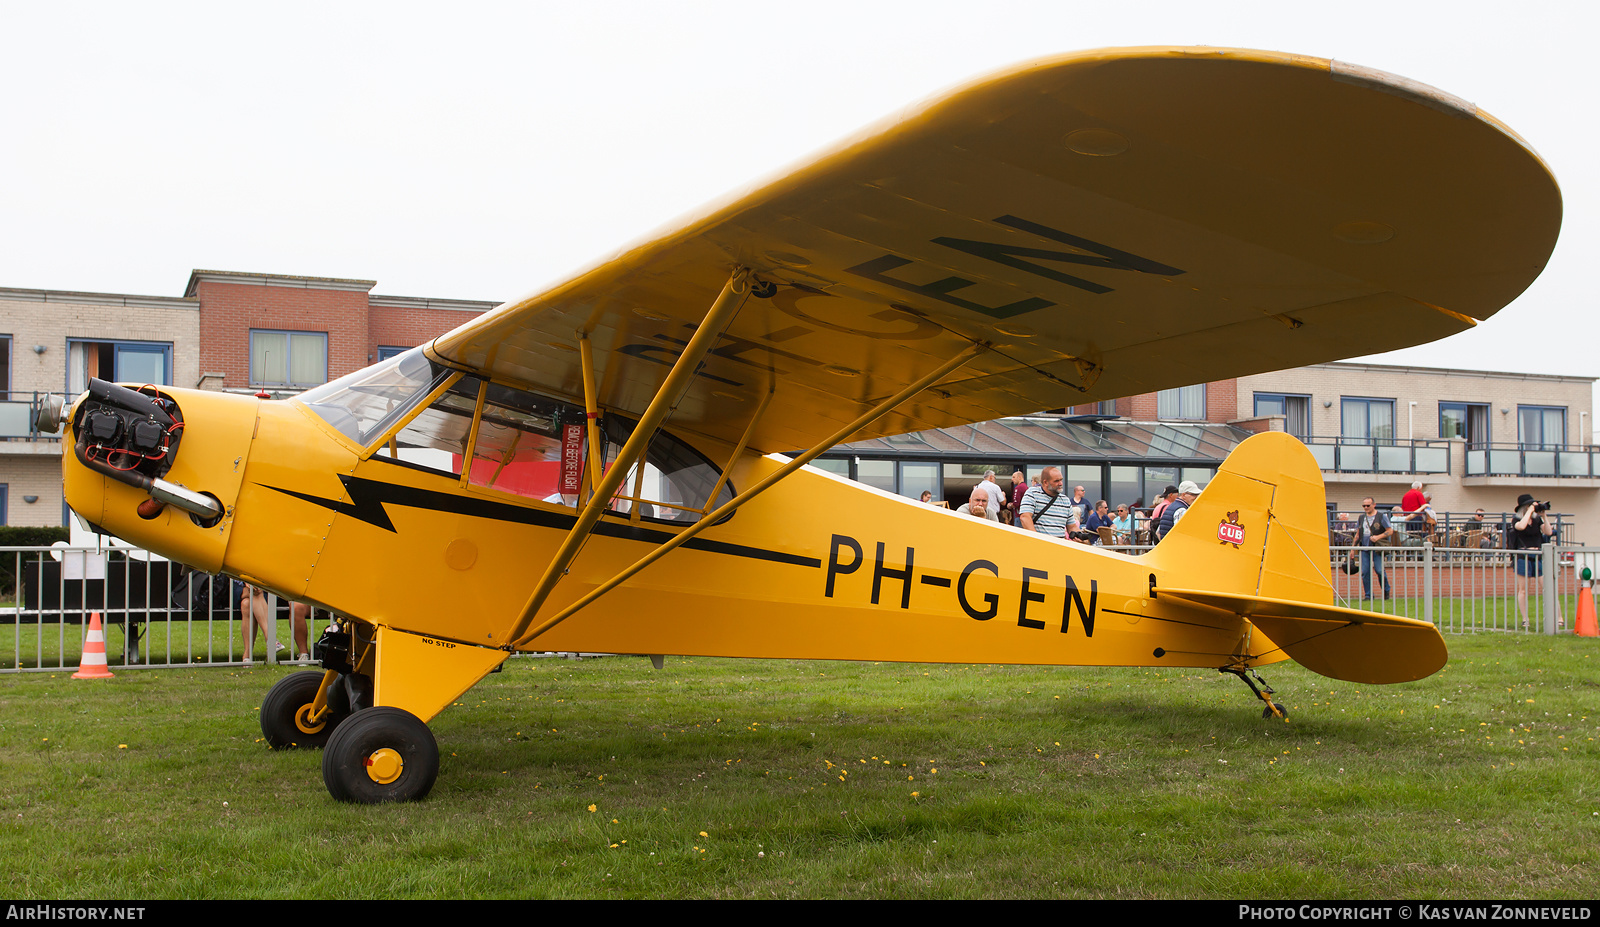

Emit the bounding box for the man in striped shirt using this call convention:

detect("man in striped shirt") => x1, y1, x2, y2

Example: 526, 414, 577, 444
1018, 466, 1078, 539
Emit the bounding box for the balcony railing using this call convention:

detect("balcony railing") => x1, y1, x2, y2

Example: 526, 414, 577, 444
1465, 442, 1599, 479
1301, 436, 1452, 475
0, 391, 64, 442
1328, 509, 1575, 548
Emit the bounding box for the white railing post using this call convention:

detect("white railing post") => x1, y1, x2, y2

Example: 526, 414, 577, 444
1423, 542, 1433, 624
1541, 543, 1558, 634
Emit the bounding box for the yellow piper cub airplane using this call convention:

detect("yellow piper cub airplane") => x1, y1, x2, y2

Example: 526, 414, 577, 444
46, 48, 1560, 802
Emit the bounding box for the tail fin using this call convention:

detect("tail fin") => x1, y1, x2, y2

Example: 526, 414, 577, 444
1144, 431, 1333, 604
1145, 432, 1445, 684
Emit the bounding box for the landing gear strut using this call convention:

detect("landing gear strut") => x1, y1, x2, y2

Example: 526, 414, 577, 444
1221, 666, 1289, 721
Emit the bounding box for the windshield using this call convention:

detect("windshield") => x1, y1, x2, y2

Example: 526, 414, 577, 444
296, 348, 451, 447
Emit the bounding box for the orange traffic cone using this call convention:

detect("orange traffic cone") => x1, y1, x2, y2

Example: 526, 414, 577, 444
72, 612, 116, 679
1575, 581, 1599, 638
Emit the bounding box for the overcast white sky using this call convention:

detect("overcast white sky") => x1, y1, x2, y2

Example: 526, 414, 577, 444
3, 1, 1594, 404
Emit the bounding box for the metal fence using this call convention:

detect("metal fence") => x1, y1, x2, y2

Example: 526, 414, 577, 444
1095, 540, 1590, 635
4, 540, 1590, 674
1, 545, 321, 673
1328, 541, 1588, 634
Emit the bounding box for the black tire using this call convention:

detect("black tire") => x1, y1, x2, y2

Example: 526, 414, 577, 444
261, 671, 348, 749
1262, 705, 1290, 721
321, 707, 439, 803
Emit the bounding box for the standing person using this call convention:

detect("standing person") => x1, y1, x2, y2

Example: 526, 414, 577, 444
1018, 466, 1076, 539
1155, 481, 1202, 541
239, 583, 278, 665
1148, 485, 1179, 541
977, 470, 1008, 522
1508, 493, 1556, 630
1068, 485, 1090, 525
1009, 471, 1027, 526
1354, 497, 1395, 602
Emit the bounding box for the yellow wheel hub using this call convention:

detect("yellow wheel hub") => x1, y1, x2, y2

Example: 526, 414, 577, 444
294, 704, 326, 735
365, 748, 404, 784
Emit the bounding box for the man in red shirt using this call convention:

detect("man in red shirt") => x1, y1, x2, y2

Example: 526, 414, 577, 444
1400, 482, 1426, 513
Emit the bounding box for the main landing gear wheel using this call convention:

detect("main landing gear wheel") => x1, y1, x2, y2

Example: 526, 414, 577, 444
321, 707, 439, 803
261, 671, 349, 749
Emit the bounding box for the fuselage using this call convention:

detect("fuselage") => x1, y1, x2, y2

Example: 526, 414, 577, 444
60, 351, 1284, 672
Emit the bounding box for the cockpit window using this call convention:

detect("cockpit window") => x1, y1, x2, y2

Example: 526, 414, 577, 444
296, 348, 450, 446
317, 360, 737, 525
601, 415, 734, 522
466, 383, 589, 503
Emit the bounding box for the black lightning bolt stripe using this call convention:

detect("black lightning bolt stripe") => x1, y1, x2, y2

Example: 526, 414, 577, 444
263, 474, 822, 568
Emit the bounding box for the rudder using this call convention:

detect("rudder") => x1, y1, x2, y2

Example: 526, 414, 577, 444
1143, 432, 1333, 607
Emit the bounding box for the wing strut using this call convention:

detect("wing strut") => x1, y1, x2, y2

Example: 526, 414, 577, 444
510, 341, 985, 648
577, 331, 605, 510
506, 267, 755, 643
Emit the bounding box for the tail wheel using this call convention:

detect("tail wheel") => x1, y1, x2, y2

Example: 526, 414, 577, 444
321, 707, 439, 803
261, 671, 348, 749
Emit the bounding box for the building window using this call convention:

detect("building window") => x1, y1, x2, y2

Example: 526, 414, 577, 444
67, 340, 173, 394
1518, 405, 1566, 449
251, 330, 328, 388
1157, 384, 1206, 420
1341, 397, 1394, 443
377, 346, 409, 361
1439, 402, 1490, 447
0, 335, 11, 395
1253, 392, 1310, 438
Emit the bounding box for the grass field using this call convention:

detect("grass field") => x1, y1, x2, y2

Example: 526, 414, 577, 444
0, 634, 1595, 899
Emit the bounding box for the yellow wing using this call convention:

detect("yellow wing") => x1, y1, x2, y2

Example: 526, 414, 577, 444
431, 47, 1560, 454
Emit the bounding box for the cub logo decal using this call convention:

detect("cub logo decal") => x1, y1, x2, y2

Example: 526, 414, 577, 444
1218, 511, 1245, 549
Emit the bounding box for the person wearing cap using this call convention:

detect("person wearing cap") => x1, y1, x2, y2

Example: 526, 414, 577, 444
1509, 492, 1555, 630
1155, 480, 1202, 541
1147, 485, 1178, 541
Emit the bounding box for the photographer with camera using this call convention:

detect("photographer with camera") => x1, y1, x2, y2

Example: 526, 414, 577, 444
1509, 493, 1556, 631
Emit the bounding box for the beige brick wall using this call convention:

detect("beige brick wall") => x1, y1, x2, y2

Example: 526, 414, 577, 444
1, 454, 64, 527
0, 289, 199, 525
1237, 363, 1593, 444
1238, 363, 1599, 542
0, 292, 200, 395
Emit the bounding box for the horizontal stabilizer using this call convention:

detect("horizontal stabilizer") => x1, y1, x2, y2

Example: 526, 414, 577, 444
1160, 588, 1447, 684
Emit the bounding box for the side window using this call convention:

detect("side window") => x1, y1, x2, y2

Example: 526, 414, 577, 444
425, 378, 737, 523
601, 416, 734, 522
467, 384, 589, 505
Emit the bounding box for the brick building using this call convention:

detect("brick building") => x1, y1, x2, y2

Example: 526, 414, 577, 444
0, 286, 200, 526
0, 271, 496, 524
184, 270, 497, 395
2, 267, 1595, 540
